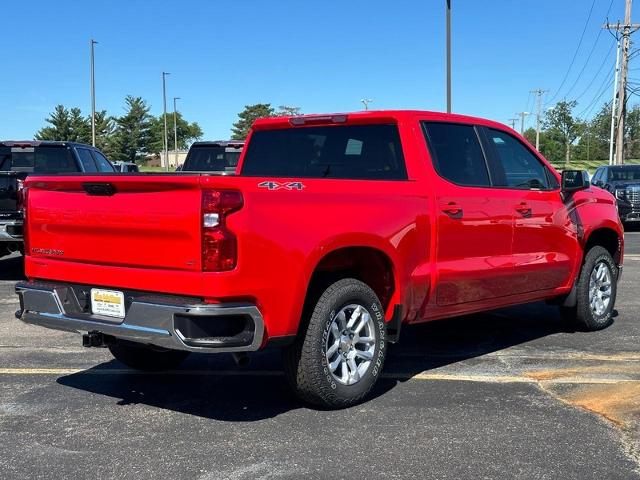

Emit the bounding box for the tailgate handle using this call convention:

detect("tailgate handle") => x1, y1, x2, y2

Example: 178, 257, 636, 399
83, 183, 116, 196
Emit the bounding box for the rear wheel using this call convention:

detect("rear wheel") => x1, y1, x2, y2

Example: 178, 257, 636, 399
108, 341, 190, 371
560, 246, 617, 331
283, 278, 387, 408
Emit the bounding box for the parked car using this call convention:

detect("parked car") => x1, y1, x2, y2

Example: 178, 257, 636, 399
113, 161, 140, 173
180, 141, 244, 173
15, 111, 624, 408
0, 140, 114, 258
592, 164, 640, 224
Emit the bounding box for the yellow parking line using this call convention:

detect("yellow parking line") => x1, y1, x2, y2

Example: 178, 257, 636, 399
0, 368, 637, 386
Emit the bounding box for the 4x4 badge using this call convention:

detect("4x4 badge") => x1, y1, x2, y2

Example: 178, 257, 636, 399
258, 181, 306, 191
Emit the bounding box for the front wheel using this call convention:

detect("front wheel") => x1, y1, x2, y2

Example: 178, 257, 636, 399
108, 341, 190, 371
560, 246, 618, 331
283, 278, 388, 408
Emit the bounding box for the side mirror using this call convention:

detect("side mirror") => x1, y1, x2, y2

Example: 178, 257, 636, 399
562, 170, 590, 193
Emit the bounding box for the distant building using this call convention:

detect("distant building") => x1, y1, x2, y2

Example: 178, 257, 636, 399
147, 150, 188, 169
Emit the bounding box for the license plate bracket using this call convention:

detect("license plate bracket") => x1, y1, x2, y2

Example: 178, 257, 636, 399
90, 288, 125, 319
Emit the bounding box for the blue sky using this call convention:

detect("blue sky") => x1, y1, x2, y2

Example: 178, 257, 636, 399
0, 0, 631, 140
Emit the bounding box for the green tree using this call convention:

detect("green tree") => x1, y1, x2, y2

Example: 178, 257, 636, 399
231, 103, 275, 140
111, 96, 152, 163
543, 100, 585, 167
148, 112, 203, 153
68, 108, 91, 143
524, 127, 564, 164
35, 105, 73, 141
93, 110, 117, 158
574, 103, 611, 163
624, 104, 640, 160
276, 105, 302, 116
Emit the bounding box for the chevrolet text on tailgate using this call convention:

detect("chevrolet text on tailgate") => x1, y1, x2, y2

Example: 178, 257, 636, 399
16, 111, 624, 408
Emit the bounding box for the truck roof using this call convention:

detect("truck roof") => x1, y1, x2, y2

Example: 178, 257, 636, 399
0, 140, 98, 148
190, 141, 244, 148
252, 110, 511, 132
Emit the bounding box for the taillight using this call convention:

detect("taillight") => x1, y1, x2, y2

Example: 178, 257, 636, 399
19, 184, 29, 254
202, 190, 243, 271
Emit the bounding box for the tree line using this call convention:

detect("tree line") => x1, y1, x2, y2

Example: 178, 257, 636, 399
523, 99, 640, 166
35, 96, 203, 163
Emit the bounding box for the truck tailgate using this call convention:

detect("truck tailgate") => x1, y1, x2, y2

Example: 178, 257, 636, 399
26, 175, 203, 271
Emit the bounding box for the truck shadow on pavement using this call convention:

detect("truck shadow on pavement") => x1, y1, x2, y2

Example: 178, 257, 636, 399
0, 254, 25, 281
56, 301, 581, 421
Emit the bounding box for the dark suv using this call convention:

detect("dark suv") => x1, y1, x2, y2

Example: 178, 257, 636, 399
592, 164, 640, 224
0, 141, 115, 257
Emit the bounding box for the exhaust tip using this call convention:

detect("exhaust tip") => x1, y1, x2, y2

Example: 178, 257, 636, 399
231, 352, 251, 368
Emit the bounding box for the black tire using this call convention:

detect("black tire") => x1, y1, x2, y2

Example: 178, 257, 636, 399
108, 341, 189, 371
283, 278, 387, 408
560, 246, 617, 331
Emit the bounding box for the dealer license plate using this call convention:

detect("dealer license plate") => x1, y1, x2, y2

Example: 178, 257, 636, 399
91, 289, 125, 318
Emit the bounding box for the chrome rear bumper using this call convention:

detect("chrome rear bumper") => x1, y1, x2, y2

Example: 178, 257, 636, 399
0, 220, 23, 241
15, 281, 264, 353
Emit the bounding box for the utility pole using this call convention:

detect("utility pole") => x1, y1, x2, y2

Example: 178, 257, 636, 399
173, 97, 180, 169
162, 72, 170, 171
516, 111, 530, 135
90, 39, 97, 147
609, 38, 621, 165
507, 118, 518, 130
605, 0, 640, 164
446, 0, 452, 113
531, 89, 548, 151
360, 98, 373, 110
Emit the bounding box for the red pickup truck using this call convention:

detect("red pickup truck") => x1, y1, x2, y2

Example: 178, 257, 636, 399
16, 111, 624, 408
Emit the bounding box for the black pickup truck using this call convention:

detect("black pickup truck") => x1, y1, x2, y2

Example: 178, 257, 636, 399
592, 164, 640, 224
179, 141, 244, 173
0, 141, 115, 258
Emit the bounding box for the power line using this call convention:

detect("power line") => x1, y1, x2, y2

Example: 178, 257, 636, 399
605, 0, 640, 164
574, 40, 616, 101
547, 0, 598, 104
562, 0, 615, 100
578, 73, 614, 117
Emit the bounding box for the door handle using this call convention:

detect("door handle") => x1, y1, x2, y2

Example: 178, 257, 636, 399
515, 202, 532, 218
442, 202, 463, 219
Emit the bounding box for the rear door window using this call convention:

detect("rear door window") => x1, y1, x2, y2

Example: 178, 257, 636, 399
184, 146, 242, 172
77, 148, 98, 172
484, 128, 551, 190
422, 122, 491, 186
0, 146, 79, 173
91, 151, 115, 172
241, 124, 407, 180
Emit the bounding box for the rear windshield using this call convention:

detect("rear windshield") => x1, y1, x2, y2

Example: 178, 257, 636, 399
610, 167, 640, 181
183, 146, 243, 172
0, 146, 79, 173
241, 124, 407, 180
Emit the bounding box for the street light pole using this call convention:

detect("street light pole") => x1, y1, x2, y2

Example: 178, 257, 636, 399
90, 39, 97, 147
173, 97, 180, 169
360, 98, 373, 110
162, 72, 170, 171
446, 0, 452, 113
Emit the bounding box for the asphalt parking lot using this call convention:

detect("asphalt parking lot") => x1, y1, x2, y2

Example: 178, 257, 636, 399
0, 232, 638, 479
